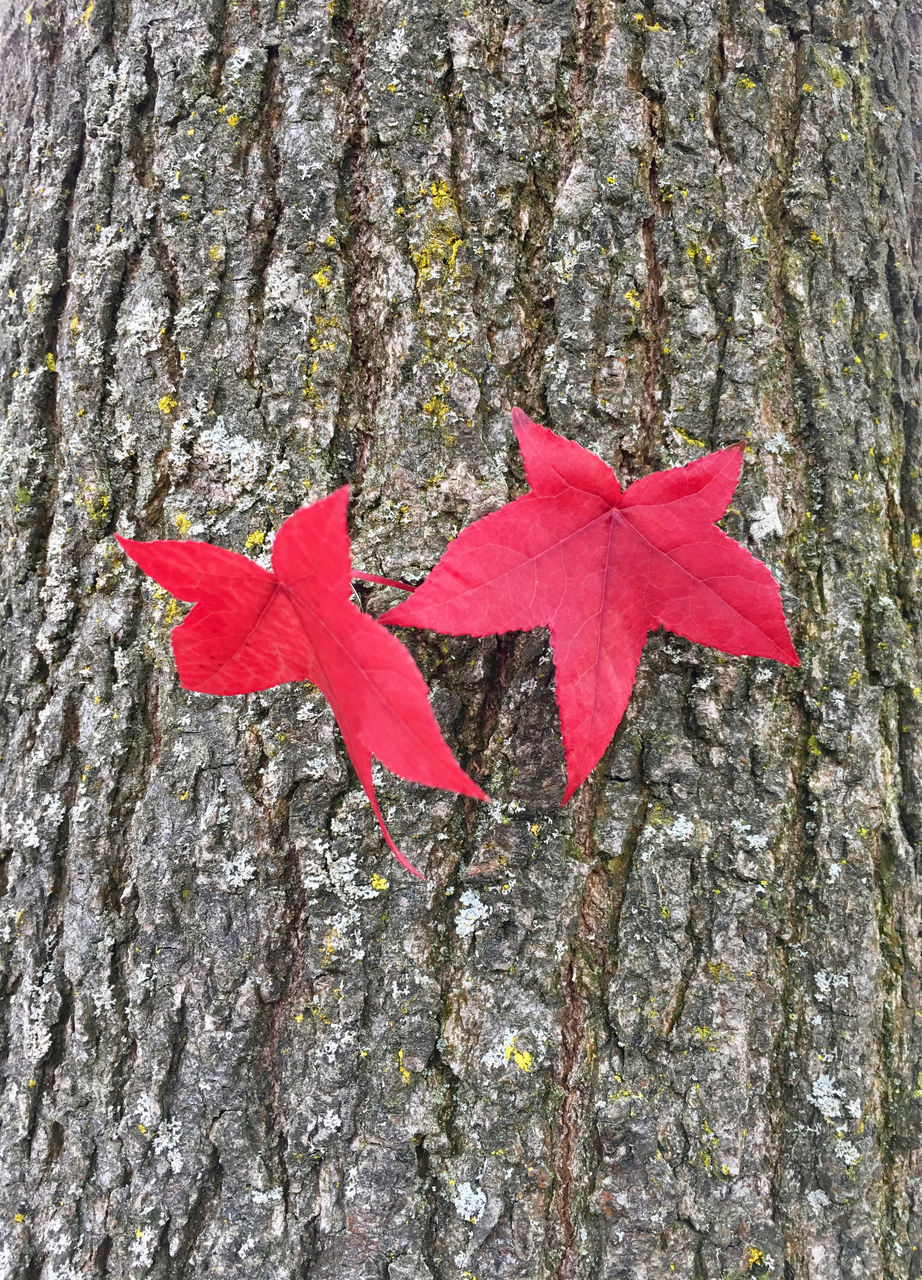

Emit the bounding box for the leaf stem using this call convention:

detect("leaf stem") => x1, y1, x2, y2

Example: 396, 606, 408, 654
352, 572, 417, 592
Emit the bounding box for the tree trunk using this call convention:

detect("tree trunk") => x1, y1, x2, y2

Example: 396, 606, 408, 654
1, 0, 920, 1276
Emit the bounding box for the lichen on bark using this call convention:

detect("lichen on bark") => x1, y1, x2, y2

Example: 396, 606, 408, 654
0, 0, 920, 1277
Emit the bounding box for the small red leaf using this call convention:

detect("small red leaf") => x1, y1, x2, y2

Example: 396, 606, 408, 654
117, 487, 485, 876
383, 409, 799, 802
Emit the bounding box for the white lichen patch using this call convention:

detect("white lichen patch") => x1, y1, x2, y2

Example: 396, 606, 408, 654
383, 23, 409, 63
485, 797, 526, 826
309, 895, 373, 967
117, 295, 170, 354
551, 238, 593, 283
669, 816, 695, 842
810, 1074, 846, 1119
731, 819, 771, 850
834, 1138, 862, 1166
451, 1181, 487, 1223
814, 970, 849, 1000
251, 1186, 284, 1206
806, 1187, 831, 1214
40, 1246, 85, 1280
750, 494, 783, 541
763, 432, 790, 455
152, 1117, 184, 1172
130, 1226, 158, 1269
315, 1108, 343, 1141
18, 974, 58, 1066
264, 256, 306, 316
455, 890, 490, 937
136, 1091, 161, 1131
222, 844, 256, 889
194, 418, 265, 495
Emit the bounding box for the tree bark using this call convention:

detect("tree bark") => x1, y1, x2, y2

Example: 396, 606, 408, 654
1, 0, 921, 1276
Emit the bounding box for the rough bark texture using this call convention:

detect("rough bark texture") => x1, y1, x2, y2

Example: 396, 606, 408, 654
1, 0, 921, 1277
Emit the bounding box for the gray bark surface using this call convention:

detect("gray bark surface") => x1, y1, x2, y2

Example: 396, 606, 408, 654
1, 0, 921, 1276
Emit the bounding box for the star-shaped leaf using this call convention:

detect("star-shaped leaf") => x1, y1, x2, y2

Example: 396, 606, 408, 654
383, 410, 799, 801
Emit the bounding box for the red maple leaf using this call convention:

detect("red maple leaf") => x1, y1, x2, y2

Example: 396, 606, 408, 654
383, 409, 799, 802
116, 488, 485, 877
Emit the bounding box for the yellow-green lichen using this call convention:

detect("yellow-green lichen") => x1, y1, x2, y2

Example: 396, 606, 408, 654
504, 1036, 533, 1072
674, 425, 707, 448
411, 225, 463, 289
76, 478, 110, 522
319, 927, 341, 967
422, 394, 450, 425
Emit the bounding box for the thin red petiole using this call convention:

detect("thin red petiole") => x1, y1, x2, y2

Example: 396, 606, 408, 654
352, 572, 417, 592
366, 788, 423, 879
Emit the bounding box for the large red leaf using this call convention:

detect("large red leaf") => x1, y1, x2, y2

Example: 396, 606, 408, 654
117, 487, 485, 876
383, 409, 799, 802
